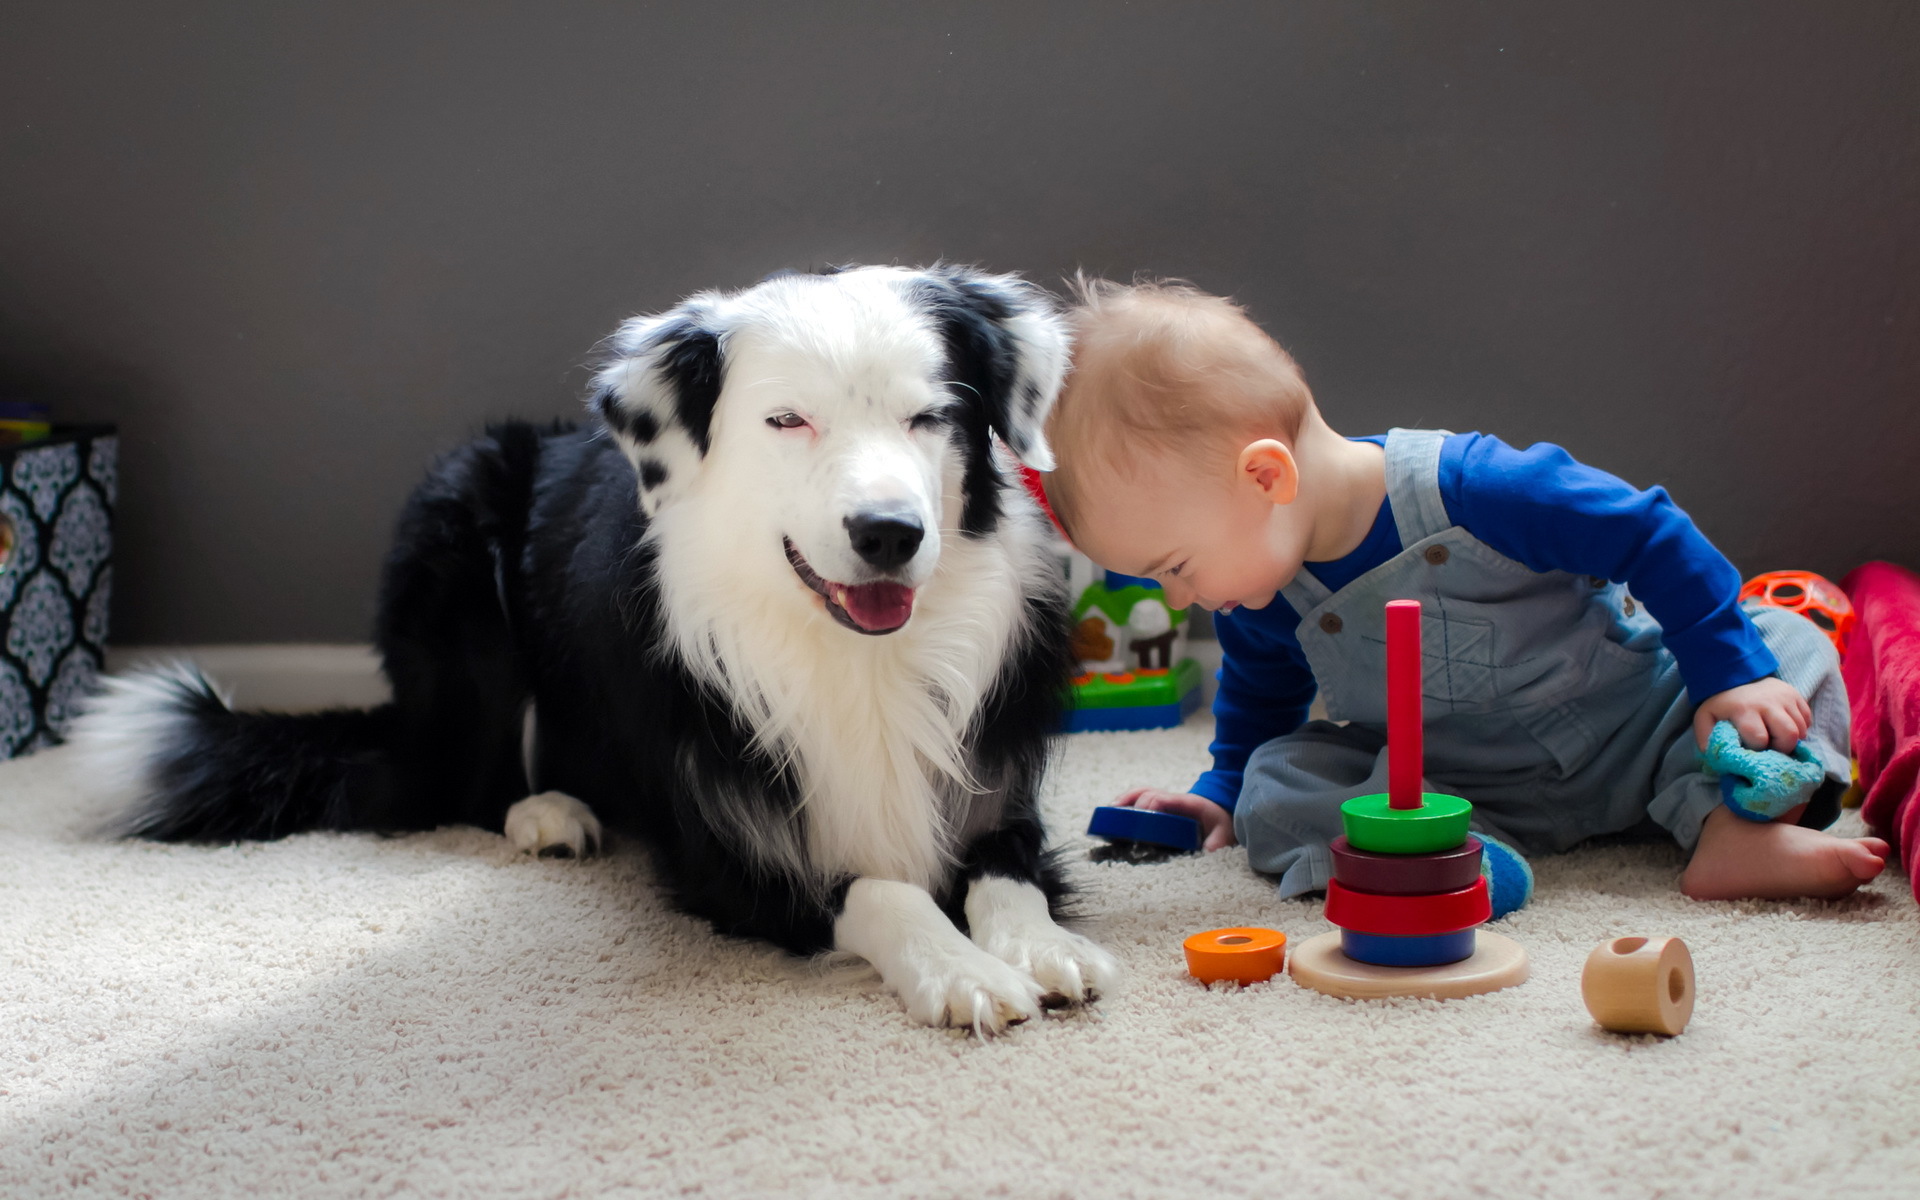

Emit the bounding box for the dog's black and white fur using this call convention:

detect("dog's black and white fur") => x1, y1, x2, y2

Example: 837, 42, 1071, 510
71, 265, 1119, 1033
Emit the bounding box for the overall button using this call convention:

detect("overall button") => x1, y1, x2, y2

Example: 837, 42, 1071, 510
1319, 612, 1344, 634
1424, 545, 1450, 565
1623, 596, 1636, 616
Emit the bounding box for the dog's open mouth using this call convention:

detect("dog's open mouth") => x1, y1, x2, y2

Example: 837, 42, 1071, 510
784, 538, 915, 635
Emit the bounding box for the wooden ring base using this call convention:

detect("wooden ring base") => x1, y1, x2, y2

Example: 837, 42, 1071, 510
1289, 929, 1529, 1000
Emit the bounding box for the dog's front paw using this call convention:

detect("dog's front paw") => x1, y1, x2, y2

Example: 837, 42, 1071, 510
893, 941, 1046, 1036
977, 923, 1120, 1010
834, 878, 1048, 1036
965, 876, 1121, 1009
504, 791, 602, 859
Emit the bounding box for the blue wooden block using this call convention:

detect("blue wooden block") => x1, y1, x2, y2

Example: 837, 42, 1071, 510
1340, 927, 1477, 967
1086, 806, 1202, 852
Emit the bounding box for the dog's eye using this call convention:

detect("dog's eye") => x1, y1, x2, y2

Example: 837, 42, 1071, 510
767, 412, 808, 430
907, 410, 948, 432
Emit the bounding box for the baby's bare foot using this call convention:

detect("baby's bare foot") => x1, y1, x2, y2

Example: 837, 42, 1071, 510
1681, 806, 1888, 901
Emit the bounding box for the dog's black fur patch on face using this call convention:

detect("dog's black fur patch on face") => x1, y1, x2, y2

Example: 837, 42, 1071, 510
589, 387, 625, 436
915, 272, 1031, 539
947, 401, 1004, 539
639, 459, 668, 490
652, 319, 725, 456
591, 385, 661, 446
626, 408, 659, 444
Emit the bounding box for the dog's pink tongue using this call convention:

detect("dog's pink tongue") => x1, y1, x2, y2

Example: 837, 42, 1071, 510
834, 582, 915, 631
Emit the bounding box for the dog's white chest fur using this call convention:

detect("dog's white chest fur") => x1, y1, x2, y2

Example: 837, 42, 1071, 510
651, 492, 1043, 891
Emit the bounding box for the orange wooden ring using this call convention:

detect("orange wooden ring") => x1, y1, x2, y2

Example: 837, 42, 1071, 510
1183, 927, 1288, 985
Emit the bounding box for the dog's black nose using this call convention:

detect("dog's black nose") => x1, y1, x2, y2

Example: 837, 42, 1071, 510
845, 510, 925, 571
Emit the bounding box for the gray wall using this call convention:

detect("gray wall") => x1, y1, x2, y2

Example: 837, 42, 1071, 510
3, 1, 1915, 644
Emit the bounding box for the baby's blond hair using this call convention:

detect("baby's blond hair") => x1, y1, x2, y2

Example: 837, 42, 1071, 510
1043, 277, 1314, 540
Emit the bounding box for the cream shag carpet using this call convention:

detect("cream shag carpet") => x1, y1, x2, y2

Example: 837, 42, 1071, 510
3, 714, 1917, 1199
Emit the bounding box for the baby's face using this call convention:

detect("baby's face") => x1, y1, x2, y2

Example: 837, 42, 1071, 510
1065, 450, 1314, 613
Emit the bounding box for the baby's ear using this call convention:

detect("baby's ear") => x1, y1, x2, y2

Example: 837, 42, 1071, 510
1240, 439, 1301, 505
588, 297, 729, 516
911, 266, 1069, 471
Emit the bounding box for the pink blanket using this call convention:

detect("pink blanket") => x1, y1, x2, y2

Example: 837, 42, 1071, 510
1842, 561, 1920, 901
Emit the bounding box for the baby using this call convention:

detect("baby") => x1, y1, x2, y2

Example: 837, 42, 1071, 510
1041, 279, 1887, 903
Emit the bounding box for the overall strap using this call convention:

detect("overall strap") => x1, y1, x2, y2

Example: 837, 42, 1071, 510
1384, 428, 1455, 548
1280, 566, 1333, 615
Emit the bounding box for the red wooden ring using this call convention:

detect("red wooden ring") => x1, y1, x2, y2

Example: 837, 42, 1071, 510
1330, 835, 1484, 895
1324, 877, 1491, 937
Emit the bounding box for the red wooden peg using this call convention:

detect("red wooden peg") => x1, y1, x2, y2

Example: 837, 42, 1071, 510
1387, 599, 1423, 810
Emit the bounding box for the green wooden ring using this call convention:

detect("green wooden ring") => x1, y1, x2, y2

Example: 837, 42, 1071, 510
1339, 792, 1474, 855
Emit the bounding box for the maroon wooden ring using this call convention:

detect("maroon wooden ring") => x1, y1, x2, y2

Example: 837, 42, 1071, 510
1330, 834, 1484, 895
1325, 877, 1491, 937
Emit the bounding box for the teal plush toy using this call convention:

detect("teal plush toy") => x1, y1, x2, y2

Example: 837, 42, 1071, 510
1699, 720, 1827, 822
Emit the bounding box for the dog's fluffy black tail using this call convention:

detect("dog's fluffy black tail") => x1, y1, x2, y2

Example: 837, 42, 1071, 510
68, 664, 413, 842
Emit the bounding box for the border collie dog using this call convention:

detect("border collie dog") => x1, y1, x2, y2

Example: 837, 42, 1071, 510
72, 265, 1118, 1034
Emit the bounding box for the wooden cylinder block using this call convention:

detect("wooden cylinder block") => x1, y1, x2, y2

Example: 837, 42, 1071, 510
1184, 927, 1288, 985
1581, 936, 1695, 1036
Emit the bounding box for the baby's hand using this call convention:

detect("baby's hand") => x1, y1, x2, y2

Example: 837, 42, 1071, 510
1113, 787, 1237, 851
1693, 677, 1812, 753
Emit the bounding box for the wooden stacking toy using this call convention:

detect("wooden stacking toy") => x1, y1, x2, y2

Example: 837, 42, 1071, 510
1291, 600, 1530, 1000
1581, 936, 1694, 1036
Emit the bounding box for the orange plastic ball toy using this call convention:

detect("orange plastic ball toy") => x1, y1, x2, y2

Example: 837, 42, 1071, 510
1740, 571, 1855, 658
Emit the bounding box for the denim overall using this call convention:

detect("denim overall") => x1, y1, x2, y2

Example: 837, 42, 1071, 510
1233, 428, 1851, 898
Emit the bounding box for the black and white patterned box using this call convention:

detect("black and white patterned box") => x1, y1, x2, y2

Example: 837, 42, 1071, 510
0, 426, 117, 759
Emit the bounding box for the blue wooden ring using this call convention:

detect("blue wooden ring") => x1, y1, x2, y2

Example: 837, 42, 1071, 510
1341, 928, 1478, 967
1086, 806, 1202, 851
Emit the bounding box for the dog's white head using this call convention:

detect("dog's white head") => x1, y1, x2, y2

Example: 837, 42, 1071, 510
588, 266, 1070, 887
590, 265, 1067, 636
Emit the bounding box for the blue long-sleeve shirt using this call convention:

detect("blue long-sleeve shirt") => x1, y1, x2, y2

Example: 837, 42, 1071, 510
1191, 433, 1777, 811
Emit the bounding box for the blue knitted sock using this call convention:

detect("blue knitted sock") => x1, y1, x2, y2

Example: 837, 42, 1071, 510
1477, 834, 1534, 920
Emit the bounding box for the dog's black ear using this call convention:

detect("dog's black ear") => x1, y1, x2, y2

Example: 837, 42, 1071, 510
589, 299, 728, 515
914, 267, 1069, 471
